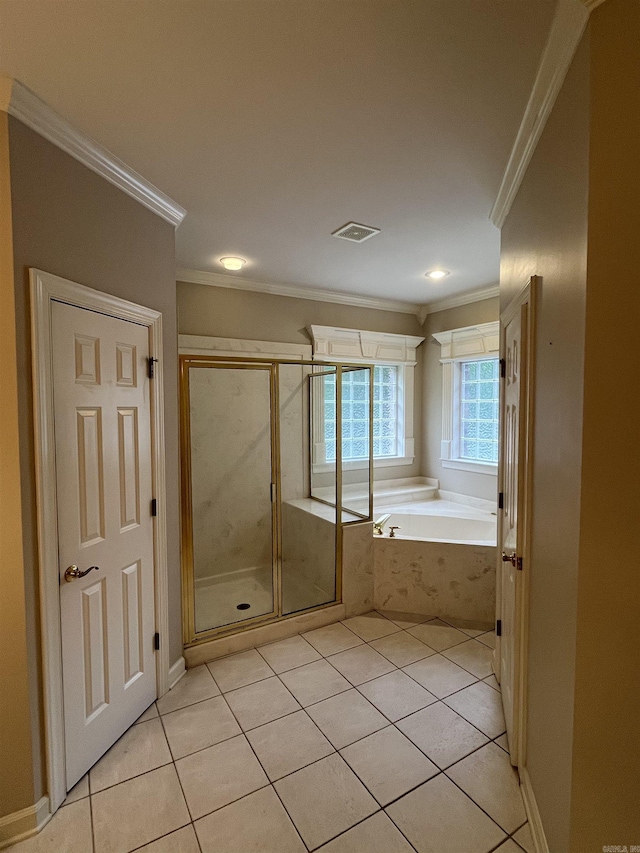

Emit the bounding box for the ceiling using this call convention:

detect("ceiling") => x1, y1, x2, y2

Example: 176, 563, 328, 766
0, 0, 556, 305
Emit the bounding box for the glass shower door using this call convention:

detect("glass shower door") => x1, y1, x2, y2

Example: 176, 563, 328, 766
183, 361, 276, 637
280, 365, 336, 615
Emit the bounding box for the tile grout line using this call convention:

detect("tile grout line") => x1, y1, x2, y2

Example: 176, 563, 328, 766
89, 758, 176, 797
148, 628, 505, 791
83, 613, 505, 853
85, 685, 510, 834
215, 682, 312, 853
165, 632, 504, 767
88, 776, 96, 853
156, 708, 203, 853
127, 823, 202, 853
439, 770, 515, 841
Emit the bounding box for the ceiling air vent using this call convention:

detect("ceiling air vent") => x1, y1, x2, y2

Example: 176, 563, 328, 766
332, 222, 381, 243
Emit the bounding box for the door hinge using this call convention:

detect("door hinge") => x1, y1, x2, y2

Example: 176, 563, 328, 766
148, 356, 158, 378
151, 498, 157, 517
499, 358, 506, 378
498, 492, 504, 510
496, 619, 502, 637
270, 483, 276, 503
153, 632, 160, 651
516, 556, 523, 571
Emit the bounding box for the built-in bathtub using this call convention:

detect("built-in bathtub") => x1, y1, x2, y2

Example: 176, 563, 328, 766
373, 498, 497, 626
376, 500, 496, 546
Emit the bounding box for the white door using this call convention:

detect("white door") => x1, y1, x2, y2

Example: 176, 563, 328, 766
500, 307, 521, 756
52, 300, 156, 789
498, 291, 531, 767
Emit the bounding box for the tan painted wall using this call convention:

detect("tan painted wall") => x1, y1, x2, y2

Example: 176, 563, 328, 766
5, 116, 181, 812
569, 1, 640, 848
421, 298, 500, 501
0, 113, 37, 819
177, 281, 424, 481
503, 4, 640, 844
500, 33, 590, 853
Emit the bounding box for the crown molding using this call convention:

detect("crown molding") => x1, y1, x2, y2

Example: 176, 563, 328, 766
177, 267, 422, 317
490, 0, 597, 228
416, 305, 429, 326
0, 77, 186, 228
422, 284, 500, 317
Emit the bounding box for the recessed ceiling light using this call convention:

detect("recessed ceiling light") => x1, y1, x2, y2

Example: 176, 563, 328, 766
219, 257, 246, 271
426, 269, 450, 280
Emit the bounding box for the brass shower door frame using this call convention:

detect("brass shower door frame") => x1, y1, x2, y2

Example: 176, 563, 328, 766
180, 354, 373, 647
180, 357, 279, 645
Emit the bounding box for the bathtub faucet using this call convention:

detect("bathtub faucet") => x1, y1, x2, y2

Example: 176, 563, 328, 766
373, 514, 391, 535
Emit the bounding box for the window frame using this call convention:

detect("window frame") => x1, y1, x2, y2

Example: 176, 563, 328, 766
432, 321, 500, 477
452, 356, 500, 468
307, 325, 424, 473
313, 364, 405, 472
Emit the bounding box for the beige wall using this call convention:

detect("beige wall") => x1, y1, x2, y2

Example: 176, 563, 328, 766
502, 3, 640, 846
500, 31, 590, 853
0, 112, 37, 819
570, 1, 640, 848
421, 298, 500, 501
4, 116, 181, 814
178, 281, 424, 481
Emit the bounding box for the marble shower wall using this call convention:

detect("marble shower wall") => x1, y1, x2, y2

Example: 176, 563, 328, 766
189, 366, 273, 580
373, 538, 496, 625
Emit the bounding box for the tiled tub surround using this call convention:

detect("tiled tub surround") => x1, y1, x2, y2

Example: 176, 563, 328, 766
12, 611, 534, 853
188, 481, 496, 661
374, 539, 496, 625
373, 498, 497, 625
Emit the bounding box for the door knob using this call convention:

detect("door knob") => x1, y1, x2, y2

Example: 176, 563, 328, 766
502, 552, 517, 566
64, 564, 100, 583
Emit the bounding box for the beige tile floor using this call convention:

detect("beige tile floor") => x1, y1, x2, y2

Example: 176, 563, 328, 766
8, 611, 532, 853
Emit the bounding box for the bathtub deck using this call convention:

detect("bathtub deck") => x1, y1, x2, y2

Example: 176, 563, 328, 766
375, 498, 496, 521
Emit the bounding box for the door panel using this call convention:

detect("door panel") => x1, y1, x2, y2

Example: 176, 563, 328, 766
52, 301, 156, 789
118, 408, 141, 531
81, 577, 109, 719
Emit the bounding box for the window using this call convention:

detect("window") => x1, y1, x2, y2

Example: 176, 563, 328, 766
433, 321, 500, 476
323, 365, 399, 462
458, 359, 499, 463
308, 325, 424, 471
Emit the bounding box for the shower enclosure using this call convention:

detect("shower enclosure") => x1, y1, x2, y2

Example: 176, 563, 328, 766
180, 355, 373, 645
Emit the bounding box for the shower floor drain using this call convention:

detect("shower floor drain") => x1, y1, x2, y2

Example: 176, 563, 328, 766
236, 603, 251, 610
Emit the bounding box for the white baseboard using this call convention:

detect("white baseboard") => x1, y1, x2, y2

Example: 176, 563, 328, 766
0, 796, 50, 850
167, 656, 186, 690
519, 767, 550, 853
